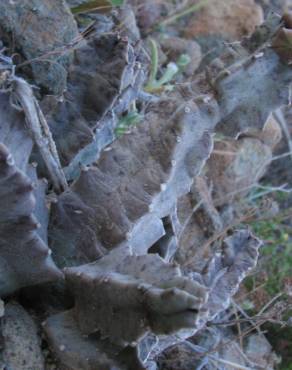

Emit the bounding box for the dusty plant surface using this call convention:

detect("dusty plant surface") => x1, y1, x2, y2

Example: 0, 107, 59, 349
0, 1, 291, 369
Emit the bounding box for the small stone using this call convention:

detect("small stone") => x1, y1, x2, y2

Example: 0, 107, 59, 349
184, 0, 264, 40
2, 303, 45, 369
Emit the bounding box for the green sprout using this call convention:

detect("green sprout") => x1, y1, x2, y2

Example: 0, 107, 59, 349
115, 110, 142, 137
145, 39, 190, 93
177, 54, 191, 69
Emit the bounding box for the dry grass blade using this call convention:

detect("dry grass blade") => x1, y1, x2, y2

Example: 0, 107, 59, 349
70, 0, 123, 15
158, 0, 212, 28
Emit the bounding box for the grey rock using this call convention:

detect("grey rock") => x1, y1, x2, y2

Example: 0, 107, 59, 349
2, 303, 45, 370
0, 0, 79, 94
44, 310, 126, 370
206, 135, 273, 205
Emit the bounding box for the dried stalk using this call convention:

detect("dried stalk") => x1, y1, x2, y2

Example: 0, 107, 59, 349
12, 76, 68, 193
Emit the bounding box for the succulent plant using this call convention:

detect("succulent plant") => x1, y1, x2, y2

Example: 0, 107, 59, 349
0, 143, 62, 296
0, 5, 291, 370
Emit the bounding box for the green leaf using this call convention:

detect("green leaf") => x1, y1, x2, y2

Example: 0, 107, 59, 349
156, 62, 178, 86
110, 0, 124, 5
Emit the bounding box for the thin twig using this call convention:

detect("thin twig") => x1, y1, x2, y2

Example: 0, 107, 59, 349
248, 183, 292, 201
16, 25, 94, 69
233, 303, 244, 349
178, 199, 203, 239
232, 300, 263, 336
211, 150, 292, 205
257, 292, 283, 316
209, 357, 252, 370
